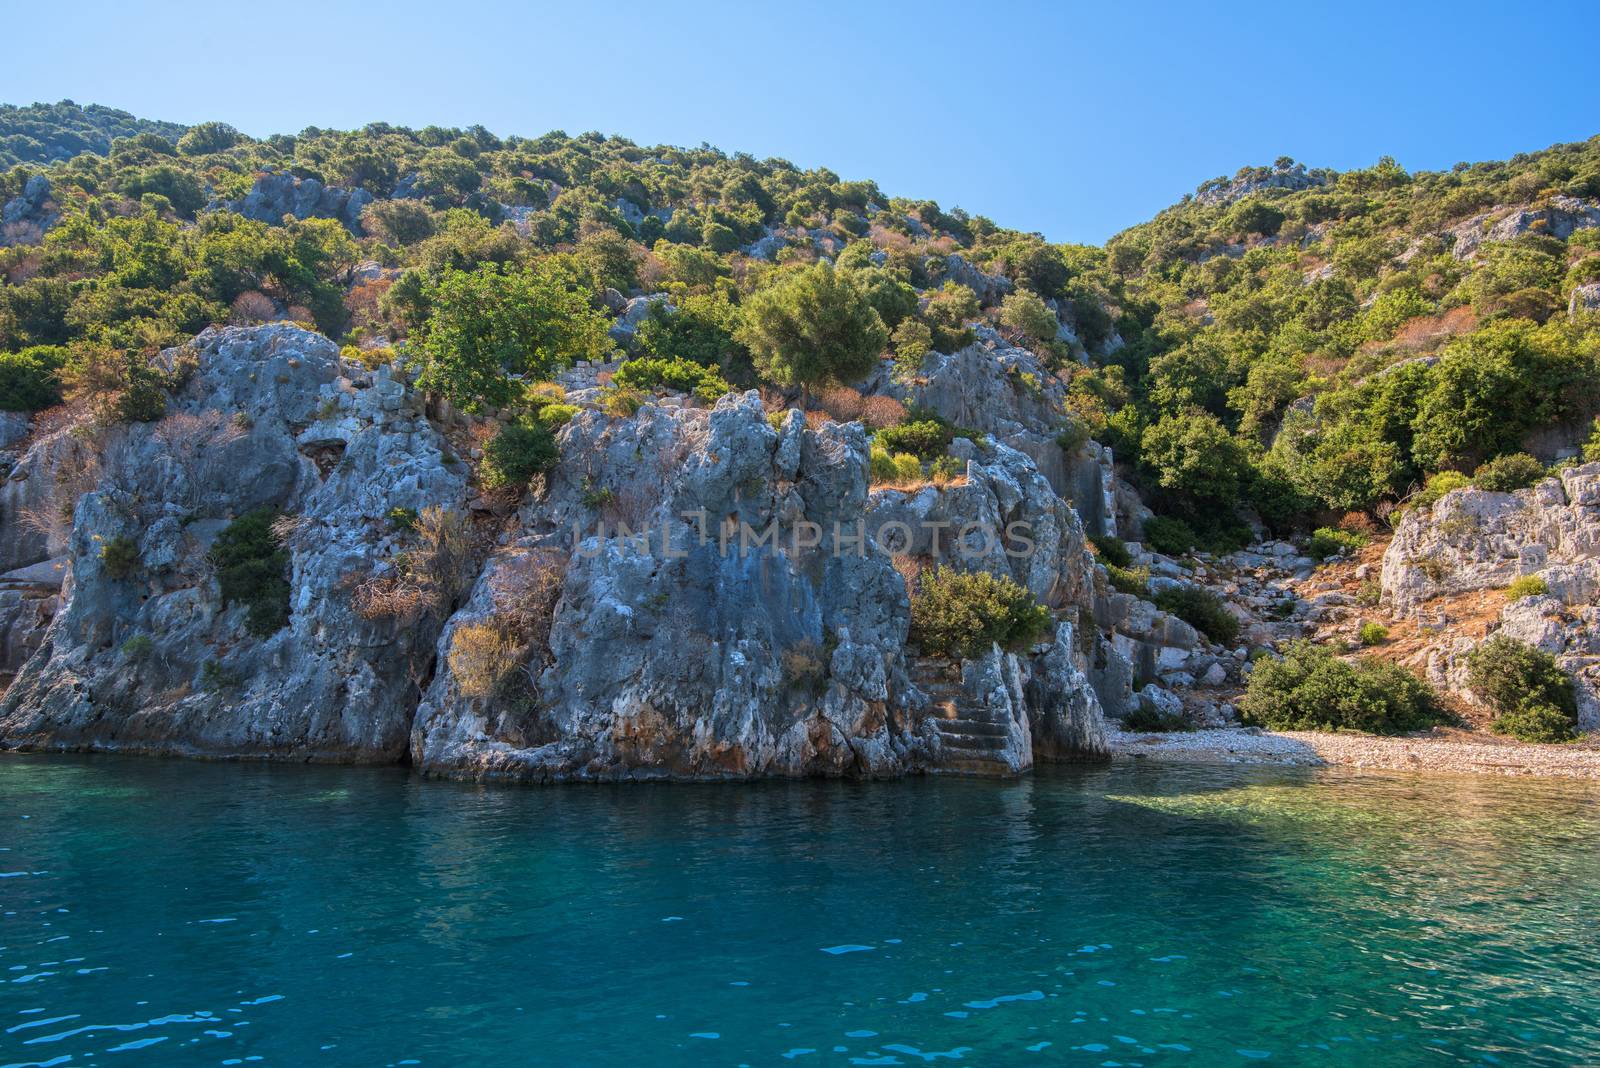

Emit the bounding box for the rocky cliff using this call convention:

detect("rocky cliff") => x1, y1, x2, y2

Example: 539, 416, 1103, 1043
0, 325, 1115, 779
1382, 466, 1600, 727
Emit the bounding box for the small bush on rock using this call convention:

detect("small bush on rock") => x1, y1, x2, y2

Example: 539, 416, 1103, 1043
869, 445, 923, 486
1506, 575, 1549, 601
1152, 585, 1240, 645
1358, 621, 1389, 645
611, 356, 732, 403
1466, 635, 1577, 741
1089, 534, 1132, 569
448, 618, 523, 699
100, 536, 141, 580
1105, 563, 1150, 596
480, 419, 558, 489
209, 509, 290, 637
1408, 470, 1470, 511
1472, 452, 1547, 493
1241, 641, 1447, 734
909, 566, 1052, 659
874, 419, 953, 461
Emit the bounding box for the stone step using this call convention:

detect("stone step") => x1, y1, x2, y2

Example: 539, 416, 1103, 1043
935, 757, 1023, 777
939, 732, 1009, 751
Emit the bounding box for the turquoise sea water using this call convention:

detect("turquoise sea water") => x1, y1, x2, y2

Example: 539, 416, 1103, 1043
3, 757, 1600, 1067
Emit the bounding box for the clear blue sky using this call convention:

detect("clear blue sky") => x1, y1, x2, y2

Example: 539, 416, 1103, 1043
3, 0, 1593, 244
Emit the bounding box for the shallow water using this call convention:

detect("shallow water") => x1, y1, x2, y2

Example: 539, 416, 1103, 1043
3, 756, 1599, 1067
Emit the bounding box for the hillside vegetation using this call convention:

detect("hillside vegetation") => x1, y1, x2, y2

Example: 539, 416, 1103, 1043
3, 102, 1599, 544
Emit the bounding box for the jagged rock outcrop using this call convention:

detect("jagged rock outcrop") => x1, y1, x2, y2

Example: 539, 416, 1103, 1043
1, 329, 1114, 778
1194, 163, 1326, 206
939, 255, 1013, 303
411, 392, 1112, 780
1449, 195, 1600, 259
1382, 465, 1600, 727
1, 174, 58, 244
215, 171, 374, 233
0, 325, 467, 758
865, 325, 1118, 536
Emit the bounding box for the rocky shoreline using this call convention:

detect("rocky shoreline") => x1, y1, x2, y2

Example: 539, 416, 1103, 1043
1112, 726, 1600, 780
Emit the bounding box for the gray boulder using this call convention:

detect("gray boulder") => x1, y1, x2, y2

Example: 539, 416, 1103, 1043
218, 172, 374, 233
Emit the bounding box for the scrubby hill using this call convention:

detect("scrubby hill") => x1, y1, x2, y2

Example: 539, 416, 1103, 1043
1092, 146, 1600, 547
3, 106, 1600, 768
0, 101, 187, 169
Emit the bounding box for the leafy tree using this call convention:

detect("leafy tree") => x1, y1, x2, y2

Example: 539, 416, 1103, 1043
998, 290, 1060, 344
735, 262, 887, 392
176, 121, 243, 156
413, 262, 612, 410
1139, 408, 1252, 506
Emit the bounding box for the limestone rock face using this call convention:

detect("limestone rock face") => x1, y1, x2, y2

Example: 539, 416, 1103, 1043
1572, 282, 1600, 319
1382, 464, 1600, 727
1450, 196, 1600, 259
2, 331, 1112, 778
867, 326, 1118, 535
217, 172, 374, 233
1194, 163, 1326, 206
412, 392, 1111, 780
0, 325, 466, 759
1, 174, 58, 244
1381, 467, 1600, 612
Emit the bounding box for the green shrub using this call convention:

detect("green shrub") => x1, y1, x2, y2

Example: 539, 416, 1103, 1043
535, 403, 580, 429
909, 566, 1052, 659
1490, 703, 1576, 744
1408, 470, 1470, 511
869, 445, 923, 485
611, 356, 732, 403
1356, 580, 1382, 607
735, 261, 888, 390
1358, 621, 1389, 646
481, 419, 558, 489
119, 633, 154, 660
387, 507, 419, 532
1241, 641, 1447, 734
1309, 526, 1368, 561
1122, 699, 1192, 733
874, 419, 953, 461
0, 346, 67, 412
1466, 635, 1577, 741
1089, 534, 1132, 569
1506, 575, 1549, 601
1142, 515, 1197, 556
1472, 452, 1547, 493
208, 510, 290, 637
100, 536, 141, 580
1055, 421, 1091, 454
1105, 563, 1150, 596
600, 386, 646, 417
1152, 585, 1240, 645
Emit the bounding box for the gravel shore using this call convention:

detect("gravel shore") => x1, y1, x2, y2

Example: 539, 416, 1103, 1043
1110, 727, 1600, 780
